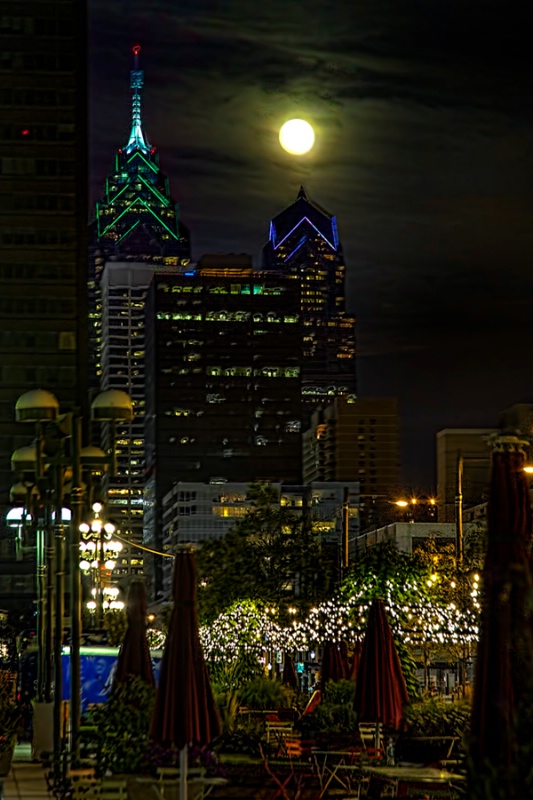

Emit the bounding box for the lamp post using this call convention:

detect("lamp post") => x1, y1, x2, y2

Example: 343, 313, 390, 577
79, 503, 123, 628
12, 387, 133, 772
455, 453, 491, 568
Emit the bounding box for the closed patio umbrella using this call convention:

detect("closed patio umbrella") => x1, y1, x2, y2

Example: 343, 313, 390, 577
282, 653, 298, 688
349, 640, 363, 682
470, 438, 533, 778
113, 580, 154, 688
150, 548, 220, 799
354, 598, 409, 732
321, 641, 348, 686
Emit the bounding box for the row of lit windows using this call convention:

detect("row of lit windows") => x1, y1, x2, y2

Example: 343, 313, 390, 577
206, 366, 300, 378
156, 312, 298, 323
159, 283, 287, 296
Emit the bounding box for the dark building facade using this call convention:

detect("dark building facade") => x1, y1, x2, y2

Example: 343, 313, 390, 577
303, 396, 400, 531
144, 260, 303, 597
262, 187, 356, 415
0, 1, 88, 536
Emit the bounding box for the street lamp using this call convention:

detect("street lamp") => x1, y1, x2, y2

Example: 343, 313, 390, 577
11, 387, 133, 773
79, 503, 123, 627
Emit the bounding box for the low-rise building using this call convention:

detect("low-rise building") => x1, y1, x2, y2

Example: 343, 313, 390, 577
160, 480, 359, 600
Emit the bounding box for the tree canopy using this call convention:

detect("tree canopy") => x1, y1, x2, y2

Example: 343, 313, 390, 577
196, 482, 334, 623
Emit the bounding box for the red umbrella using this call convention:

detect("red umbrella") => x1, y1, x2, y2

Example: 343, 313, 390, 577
150, 549, 220, 748
470, 440, 533, 771
321, 641, 348, 686
349, 640, 363, 682
354, 599, 409, 731
113, 580, 154, 688
282, 653, 298, 688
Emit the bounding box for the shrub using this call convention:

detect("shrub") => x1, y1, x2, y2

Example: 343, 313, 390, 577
0, 678, 21, 753
305, 679, 357, 735
403, 697, 471, 740
89, 676, 156, 776
237, 676, 291, 710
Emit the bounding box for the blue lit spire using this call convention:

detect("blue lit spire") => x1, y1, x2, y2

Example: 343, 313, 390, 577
125, 45, 151, 155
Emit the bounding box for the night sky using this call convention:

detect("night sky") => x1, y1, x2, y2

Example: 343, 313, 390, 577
90, 0, 533, 487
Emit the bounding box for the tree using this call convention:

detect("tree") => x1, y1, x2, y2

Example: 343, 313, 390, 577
196, 482, 334, 623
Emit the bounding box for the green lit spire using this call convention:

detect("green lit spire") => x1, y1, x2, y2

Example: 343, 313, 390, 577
125, 44, 151, 155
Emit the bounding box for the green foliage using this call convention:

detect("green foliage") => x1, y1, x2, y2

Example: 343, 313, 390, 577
340, 541, 434, 613
403, 697, 471, 740
103, 609, 128, 646
212, 688, 241, 735
394, 636, 420, 701
237, 677, 291, 710
209, 647, 263, 693
89, 676, 156, 776
196, 482, 334, 623
158, 603, 173, 636
309, 679, 357, 734
0, 680, 21, 752
212, 688, 265, 756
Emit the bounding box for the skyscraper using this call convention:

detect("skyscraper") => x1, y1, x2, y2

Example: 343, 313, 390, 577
0, 1, 88, 519
91, 47, 190, 576
262, 187, 356, 414
143, 259, 303, 598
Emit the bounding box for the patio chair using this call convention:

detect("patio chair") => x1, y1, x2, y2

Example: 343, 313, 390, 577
100, 777, 128, 799
359, 723, 384, 759
259, 740, 319, 800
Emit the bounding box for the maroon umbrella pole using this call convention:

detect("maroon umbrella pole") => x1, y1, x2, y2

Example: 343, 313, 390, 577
150, 549, 221, 799
113, 579, 154, 689
354, 598, 409, 744
470, 438, 533, 775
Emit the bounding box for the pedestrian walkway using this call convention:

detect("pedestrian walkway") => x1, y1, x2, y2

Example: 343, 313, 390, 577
1, 743, 52, 799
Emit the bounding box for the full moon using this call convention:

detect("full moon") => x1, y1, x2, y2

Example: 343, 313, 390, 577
279, 119, 315, 155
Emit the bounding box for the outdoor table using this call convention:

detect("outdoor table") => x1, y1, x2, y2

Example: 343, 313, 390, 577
361, 764, 465, 797
411, 736, 459, 753
311, 749, 366, 798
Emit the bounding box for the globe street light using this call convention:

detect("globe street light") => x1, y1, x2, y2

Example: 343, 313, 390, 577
79, 503, 123, 627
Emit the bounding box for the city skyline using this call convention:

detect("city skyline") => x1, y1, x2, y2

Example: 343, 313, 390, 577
90, 0, 533, 485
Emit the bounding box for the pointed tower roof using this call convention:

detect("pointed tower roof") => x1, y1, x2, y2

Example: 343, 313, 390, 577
125, 45, 151, 155
265, 187, 340, 255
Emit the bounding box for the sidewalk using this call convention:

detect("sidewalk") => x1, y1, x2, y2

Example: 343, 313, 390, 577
1, 743, 53, 799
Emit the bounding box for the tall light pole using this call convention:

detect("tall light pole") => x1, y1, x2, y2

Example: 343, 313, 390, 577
79, 503, 123, 627
12, 387, 133, 773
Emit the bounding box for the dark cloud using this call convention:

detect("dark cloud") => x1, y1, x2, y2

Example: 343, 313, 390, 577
90, 0, 533, 484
